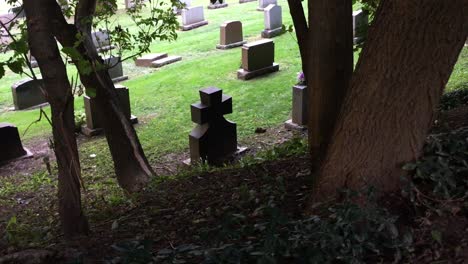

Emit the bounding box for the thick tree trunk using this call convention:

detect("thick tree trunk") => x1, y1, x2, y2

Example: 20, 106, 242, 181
313, 0, 467, 199
24, 0, 89, 238
287, 0, 309, 77
307, 0, 353, 158
46, 0, 154, 192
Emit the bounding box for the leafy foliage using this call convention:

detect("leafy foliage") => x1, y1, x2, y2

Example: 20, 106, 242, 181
438, 85, 468, 111
403, 128, 468, 199
108, 189, 412, 263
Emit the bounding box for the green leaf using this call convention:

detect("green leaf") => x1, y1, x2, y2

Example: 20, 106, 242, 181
8, 60, 24, 74
431, 230, 442, 245
86, 87, 97, 98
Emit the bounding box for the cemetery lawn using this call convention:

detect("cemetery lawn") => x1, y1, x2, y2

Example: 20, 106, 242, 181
0, 0, 467, 256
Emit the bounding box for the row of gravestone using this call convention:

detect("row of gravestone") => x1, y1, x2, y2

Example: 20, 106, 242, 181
1, 2, 370, 164
0, 86, 232, 166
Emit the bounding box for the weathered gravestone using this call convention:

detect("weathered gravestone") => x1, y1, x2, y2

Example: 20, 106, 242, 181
180, 6, 208, 31
285, 84, 308, 130
0, 123, 32, 163
353, 10, 368, 44
257, 0, 276, 11
189, 87, 237, 165
103, 55, 128, 83
92, 30, 115, 53
237, 39, 279, 80
216, 21, 246, 49
261, 4, 283, 38
81, 85, 138, 136
11, 79, 47, 110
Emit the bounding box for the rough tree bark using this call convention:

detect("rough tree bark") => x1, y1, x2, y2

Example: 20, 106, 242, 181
307, 0, 353, 159
46, 0, 155, 192
313, 0, 467, 199
24, 0, 89, 237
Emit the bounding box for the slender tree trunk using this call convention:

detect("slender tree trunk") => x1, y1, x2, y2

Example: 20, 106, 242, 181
287, 0, 309, 77
46, 0, 154, 192
313, 0, 467, 199
24, 0, 89, 238
307, 0, 353, 159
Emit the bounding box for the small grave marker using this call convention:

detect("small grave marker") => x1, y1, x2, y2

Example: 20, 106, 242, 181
92, 29, 115, 53
11, 79, 47, 110
257, 0, 276, 11
0, 123, 32, 163
216, 21, 246, 49
180, 6, 208, 31
81, 85, 138, 136
237, 39, 279, 80
353, 10, 368, 44
135, 53, 168, 67
261, 4, 284, 38
189, 87, 238, 165
103, 55, 128, 83
285, 84, 308, 130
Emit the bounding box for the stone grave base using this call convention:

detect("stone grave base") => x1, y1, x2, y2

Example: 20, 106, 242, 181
261, 27, 284, 38
151, 56, 182, 68
81, 115, 138, 137
239, 0, 256, 3
180, 20, 208, 31
13, 102, 49, 111
96, 45, 116, 53
237, 63, 279, 80
284, 119, 307, 131
208, 3, 228, 9
216, 40, 246, 50
135, 53, 168, 67
111, 75, 129, 83
183, 146, 248, 166
0, 148, 33, 165
256, 7, 266, 11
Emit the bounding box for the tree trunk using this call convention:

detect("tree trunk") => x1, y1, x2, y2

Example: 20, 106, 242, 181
313, 0, 467, 199
307, 0, 353, 159
287, 0, 309, 77
46, 0, 154, 192
24, 0, 89, 238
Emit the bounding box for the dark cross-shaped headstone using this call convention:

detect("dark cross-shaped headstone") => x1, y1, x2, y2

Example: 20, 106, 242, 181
189, 87, 237, 165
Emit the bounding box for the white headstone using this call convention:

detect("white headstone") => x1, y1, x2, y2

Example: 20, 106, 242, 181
182, 6, 205, 25
264, 4, 282, 30
352, 10, 368, 39
258, 0, 277, 9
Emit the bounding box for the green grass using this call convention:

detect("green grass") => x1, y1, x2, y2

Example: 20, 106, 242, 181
0, 0, 466, 177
